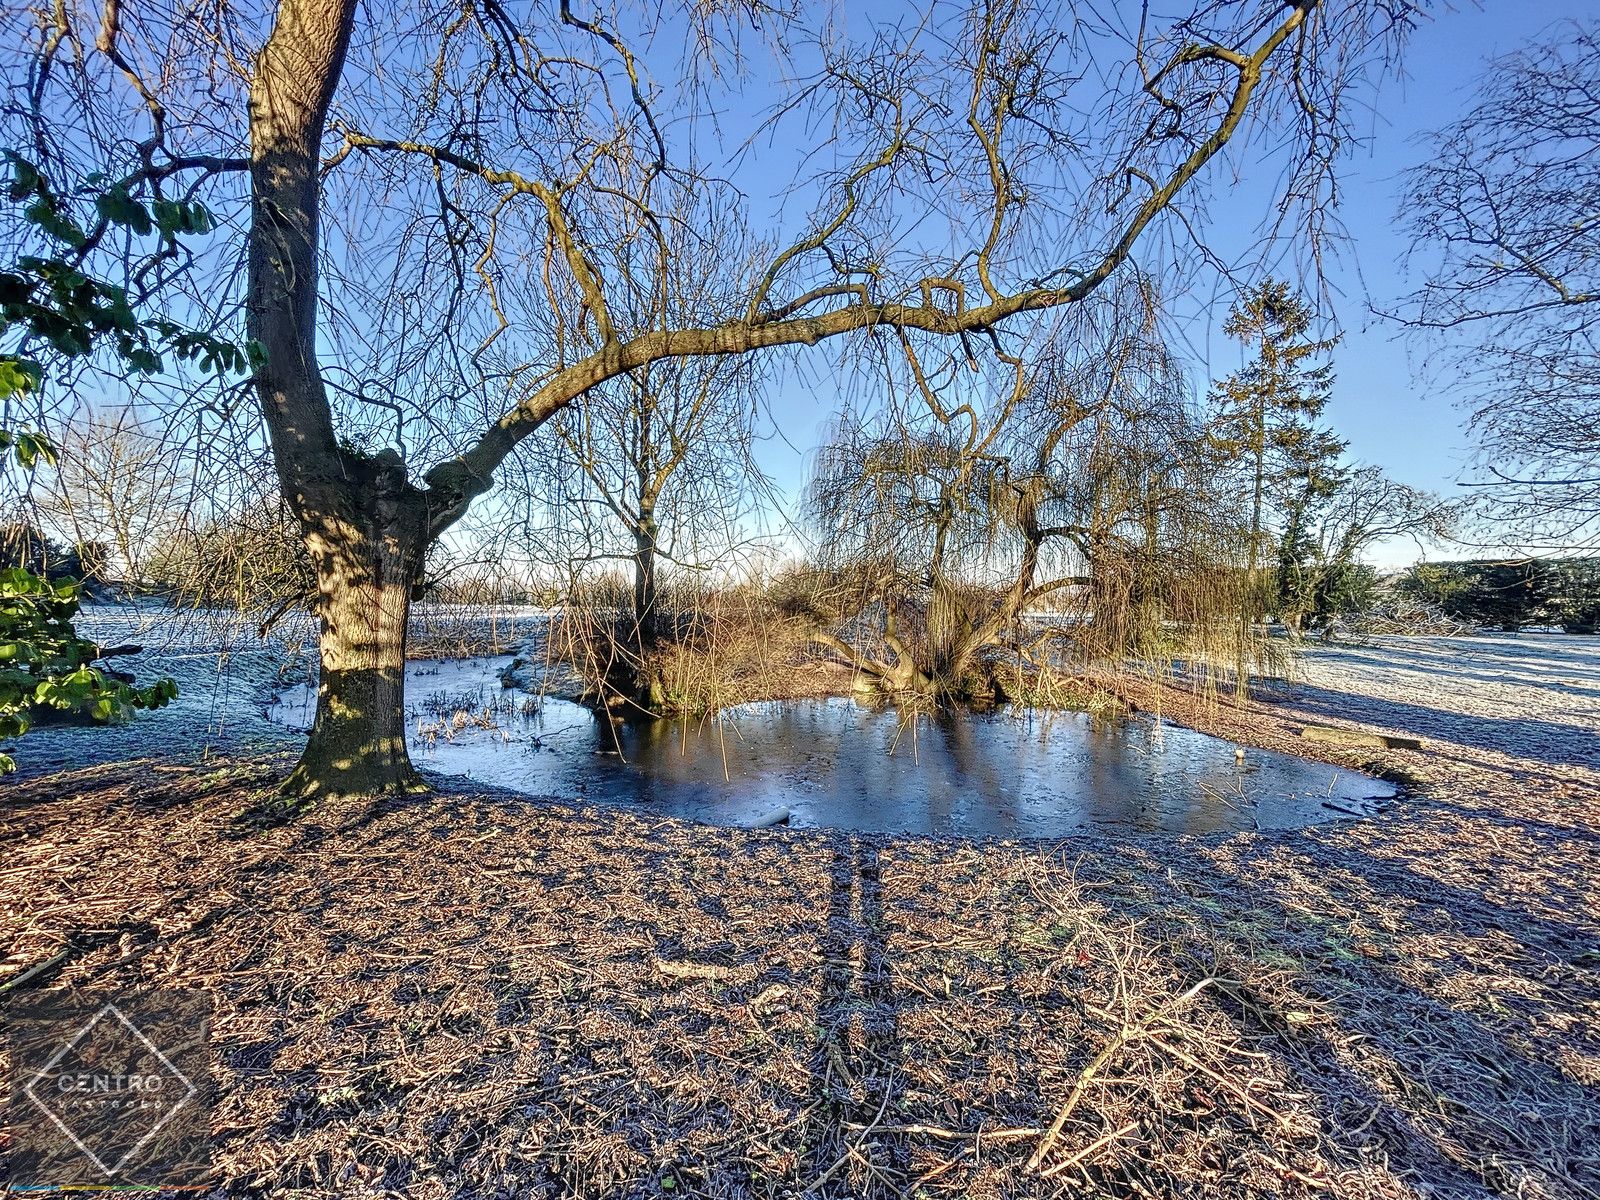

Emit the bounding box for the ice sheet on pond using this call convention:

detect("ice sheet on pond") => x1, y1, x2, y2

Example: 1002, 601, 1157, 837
270, 658, 1395, 837
15, 604, 1401, 836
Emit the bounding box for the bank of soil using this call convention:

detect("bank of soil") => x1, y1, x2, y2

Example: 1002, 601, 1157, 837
0, 635, 1596, 1197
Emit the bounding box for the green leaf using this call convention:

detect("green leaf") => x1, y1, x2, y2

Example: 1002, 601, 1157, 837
124, 346, 163, 373
152, 199, 214, 238
4, 429, 58, 469
5, 153, 41, 201
0, 358, 41, 400
22, 197, 86, 249
95, 185, 153, 236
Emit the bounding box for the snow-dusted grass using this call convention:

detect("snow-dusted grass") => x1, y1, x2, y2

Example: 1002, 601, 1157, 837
10, 605, 307, 780
1275, 633, 1600, 772
7, 630, 1598, 1197
7, 603, 556, 780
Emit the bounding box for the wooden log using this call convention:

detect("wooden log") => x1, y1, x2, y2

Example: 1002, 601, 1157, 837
749, 806, 791, 828
1298, 725, 1423, 750
93, 642, 143, 660
653, 957, 751, 984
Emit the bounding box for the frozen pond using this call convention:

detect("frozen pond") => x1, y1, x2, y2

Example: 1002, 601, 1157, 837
268, 656, 1394, 837
14, 604, 1401, 837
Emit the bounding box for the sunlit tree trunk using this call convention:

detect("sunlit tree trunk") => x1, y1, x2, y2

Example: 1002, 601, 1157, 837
279, 454, 428, 798
249, 0, 426, 798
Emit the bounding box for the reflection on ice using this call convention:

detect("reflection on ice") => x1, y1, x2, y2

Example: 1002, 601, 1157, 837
270, 657, 1395, 837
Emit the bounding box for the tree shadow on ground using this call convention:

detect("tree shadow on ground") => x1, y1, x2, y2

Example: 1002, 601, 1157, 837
803, 838, 908, 1195
1077, 805, 1600, 1199
1257, 680, 1600, 769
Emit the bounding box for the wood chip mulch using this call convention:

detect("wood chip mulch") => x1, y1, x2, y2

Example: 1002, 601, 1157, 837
1, 680, 1597, 1199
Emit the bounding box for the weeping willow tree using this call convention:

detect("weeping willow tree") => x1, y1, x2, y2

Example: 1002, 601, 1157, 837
806, 279, 1266, 705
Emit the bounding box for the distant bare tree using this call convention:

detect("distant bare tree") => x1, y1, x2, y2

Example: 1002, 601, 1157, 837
531, 353, 770, 711
38, 410, 184, 584
508, 209, 775, 712
1276, 464, 1460, 635
1398, 20, 1600, 546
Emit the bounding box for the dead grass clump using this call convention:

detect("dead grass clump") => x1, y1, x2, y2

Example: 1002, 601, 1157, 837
551, 573, 851, 717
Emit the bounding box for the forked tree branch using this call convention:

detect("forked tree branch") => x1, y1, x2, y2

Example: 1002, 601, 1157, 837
418, 2, 1313, 538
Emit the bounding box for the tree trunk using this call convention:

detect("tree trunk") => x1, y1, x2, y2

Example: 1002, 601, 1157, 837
619, 509, 666, 715
279, 453, 429, 799
247, 0, 427, 799
633, 508, 660, 652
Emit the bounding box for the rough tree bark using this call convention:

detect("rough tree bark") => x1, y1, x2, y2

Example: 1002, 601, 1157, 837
248, 0, 430, 797
281, 453, 429, 797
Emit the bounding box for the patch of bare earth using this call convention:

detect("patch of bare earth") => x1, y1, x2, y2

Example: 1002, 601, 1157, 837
1, 636, 1597, 1198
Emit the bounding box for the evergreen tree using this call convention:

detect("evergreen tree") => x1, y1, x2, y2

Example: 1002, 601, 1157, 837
1207, 279, 1341, 610
1271, 423, 1351, 630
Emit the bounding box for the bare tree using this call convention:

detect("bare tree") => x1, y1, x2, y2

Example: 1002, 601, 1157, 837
808, 278, 1243, 699
1398, 19, 1600, 546
512, 209, 774, 712
5, 0, 1419, 797
531, 353, 769, 712
1276, 464, 1459, 635
36, 410, 184, 584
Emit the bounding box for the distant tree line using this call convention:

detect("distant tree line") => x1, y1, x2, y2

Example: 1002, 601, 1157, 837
1396, 559, 1600, 633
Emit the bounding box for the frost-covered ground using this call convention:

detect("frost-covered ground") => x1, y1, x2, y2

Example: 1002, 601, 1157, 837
10, 605, 307, 779
1267, 633, 1600, 773
7, 603, 557, 780
8, 632, 1600, 1196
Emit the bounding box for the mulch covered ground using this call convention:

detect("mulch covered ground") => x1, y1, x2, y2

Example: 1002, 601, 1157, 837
1, 673, 1597, 1198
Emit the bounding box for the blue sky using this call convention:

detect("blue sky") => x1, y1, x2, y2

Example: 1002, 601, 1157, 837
741, 2, 1574, 568
1294, 2, 1571, 563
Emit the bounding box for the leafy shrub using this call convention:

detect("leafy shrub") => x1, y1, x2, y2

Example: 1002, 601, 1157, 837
0, 566, 176, 771
0, 152, 252, 769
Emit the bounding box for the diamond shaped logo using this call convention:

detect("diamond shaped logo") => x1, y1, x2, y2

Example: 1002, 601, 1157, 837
5, 990, 211, 1187
23, 1002, 197, 1177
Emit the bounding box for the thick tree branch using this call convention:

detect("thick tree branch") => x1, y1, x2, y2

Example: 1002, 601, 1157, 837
421, 4, 1310, 539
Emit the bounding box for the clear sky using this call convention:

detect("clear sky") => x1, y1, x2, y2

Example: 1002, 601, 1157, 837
1294, 1, 1573, 565
742, 2, 1575, 569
